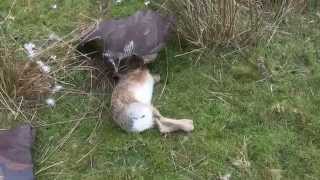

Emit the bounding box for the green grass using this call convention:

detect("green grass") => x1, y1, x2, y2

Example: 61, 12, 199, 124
1, 0, 320, 179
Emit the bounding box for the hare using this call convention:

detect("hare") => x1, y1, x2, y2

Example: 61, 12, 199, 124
111, 56, 194, 133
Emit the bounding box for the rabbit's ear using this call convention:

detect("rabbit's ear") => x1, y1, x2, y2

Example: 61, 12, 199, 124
127, 55, 144, 70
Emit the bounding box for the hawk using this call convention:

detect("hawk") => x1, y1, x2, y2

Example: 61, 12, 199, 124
78, 10, 175, 73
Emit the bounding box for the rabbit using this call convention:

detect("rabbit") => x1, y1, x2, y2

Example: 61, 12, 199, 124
111, 55, 194, 133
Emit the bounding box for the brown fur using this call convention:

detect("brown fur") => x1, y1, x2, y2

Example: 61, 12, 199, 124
111, 66, 194, 133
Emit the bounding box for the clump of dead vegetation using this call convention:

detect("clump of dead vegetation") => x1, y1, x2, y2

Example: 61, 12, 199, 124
163, 0, 307, 48
0, 46, 54, 114
15, 60, 54, 99
0, 20, 110, 120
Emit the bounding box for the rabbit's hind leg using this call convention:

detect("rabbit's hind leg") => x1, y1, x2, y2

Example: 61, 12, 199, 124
152, 107, 194, 133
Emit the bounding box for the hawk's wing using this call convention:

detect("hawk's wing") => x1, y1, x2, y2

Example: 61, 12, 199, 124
79, 10, 175, 61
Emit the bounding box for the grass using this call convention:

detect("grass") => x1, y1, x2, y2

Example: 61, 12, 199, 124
164, 0, 263, 48
163, 0, 308, 48
1, 0, 320, 179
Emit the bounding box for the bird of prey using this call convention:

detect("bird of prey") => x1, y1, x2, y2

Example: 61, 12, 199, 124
78, 10, 175, 73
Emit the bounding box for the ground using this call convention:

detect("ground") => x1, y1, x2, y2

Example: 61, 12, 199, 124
0, 0, 320, 179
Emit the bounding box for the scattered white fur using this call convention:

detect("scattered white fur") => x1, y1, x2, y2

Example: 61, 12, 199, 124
52, 85, 63, 93
219, 173, 231, 180
144, 0, 150, 6
127, 103, 154, 132
46, 98, 56, 107
50, 55, 57, 60
36, 61, 51, 73
130, 73, 154, 104
24, 43, 36, 58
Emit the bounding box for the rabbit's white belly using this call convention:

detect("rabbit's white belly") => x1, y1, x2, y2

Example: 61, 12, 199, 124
126, 102, 154, 132
131, 75, 154, 104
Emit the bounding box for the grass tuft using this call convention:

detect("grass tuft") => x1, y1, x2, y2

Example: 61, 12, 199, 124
164, 0, 308, 49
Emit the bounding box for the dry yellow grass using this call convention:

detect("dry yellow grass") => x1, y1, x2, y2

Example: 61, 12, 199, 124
0, 48, 54, 108
164, 0, 308, 48
15, 61, 53, 100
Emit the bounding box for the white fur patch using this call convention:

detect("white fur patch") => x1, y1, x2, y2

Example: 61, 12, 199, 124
24, 43, 36, 58
127, 103, 154, 132
131, 73, 154, 105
